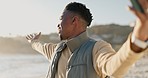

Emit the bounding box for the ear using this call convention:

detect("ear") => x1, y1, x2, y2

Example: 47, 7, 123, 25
71, 16, 79, 26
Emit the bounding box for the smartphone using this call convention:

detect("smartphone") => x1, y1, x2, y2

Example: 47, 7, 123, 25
130, 0, 144, 13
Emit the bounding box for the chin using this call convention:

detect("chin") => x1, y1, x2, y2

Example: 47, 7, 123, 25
58, 33, 67, 40
59, 34, 63, 40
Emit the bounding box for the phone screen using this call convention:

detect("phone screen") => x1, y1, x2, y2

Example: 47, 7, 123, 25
130, 0, 144, 13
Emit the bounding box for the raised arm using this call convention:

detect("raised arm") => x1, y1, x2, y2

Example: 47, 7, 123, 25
129, 0, 148, 52
93, 0, 148, 77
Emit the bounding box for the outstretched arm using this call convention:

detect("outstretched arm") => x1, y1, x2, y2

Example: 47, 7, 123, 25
26, 32, 56, 60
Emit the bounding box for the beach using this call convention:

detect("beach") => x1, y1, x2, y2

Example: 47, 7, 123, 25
0, 54, 49, 78
0, 54, 148, 78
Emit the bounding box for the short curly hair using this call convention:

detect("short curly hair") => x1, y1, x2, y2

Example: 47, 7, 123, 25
65, 2, 93, 26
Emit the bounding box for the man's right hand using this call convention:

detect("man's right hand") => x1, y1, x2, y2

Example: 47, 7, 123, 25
26, 32, 41, 43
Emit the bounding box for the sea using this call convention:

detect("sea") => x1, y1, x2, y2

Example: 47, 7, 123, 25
0, 54, 50, 78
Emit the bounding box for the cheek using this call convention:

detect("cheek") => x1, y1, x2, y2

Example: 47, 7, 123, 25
61, 20, 70, 30
60, 18, 74, 34
61, 20, 66, 28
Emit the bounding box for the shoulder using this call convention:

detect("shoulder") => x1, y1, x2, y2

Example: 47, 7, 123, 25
92, 39, 115, 53
90, 38, 111, 48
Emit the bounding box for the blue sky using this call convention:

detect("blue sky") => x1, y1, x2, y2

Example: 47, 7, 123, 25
0, 0, 136, 36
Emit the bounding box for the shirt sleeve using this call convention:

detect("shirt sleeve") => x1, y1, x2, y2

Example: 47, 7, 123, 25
31, 40, 57, 60
93, 35, 147, 78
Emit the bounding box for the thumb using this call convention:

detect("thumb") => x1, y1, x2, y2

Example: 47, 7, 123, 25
38, 32, 41, 36
34, 32, 41, 39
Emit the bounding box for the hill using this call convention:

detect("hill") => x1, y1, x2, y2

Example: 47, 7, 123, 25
88, 23, 133, 50
0, 24, 133, 54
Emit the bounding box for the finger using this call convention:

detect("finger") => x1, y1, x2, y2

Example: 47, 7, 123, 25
34, 32, 41, 39
26, 35, 32, 39
31, 34, 36, 38
128, 6, 146, 20
27, 34, 34, 39
26, 36, 30, 40
38, 32, 41, 36
26, 34, 35, 43
36, 32, 41, 37
29, 34, 34, 38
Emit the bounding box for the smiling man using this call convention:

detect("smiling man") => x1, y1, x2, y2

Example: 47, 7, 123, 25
26, 1, 148, 78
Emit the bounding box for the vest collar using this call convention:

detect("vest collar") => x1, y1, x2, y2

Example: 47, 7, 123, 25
65, 31, 89, 52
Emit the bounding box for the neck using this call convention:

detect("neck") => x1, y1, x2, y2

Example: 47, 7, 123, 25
67, 30, 86, 40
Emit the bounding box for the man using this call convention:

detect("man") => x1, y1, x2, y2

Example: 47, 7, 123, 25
26, 1, 148, 78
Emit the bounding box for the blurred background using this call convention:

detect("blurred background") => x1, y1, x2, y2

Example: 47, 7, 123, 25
0, 0, 148, 78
